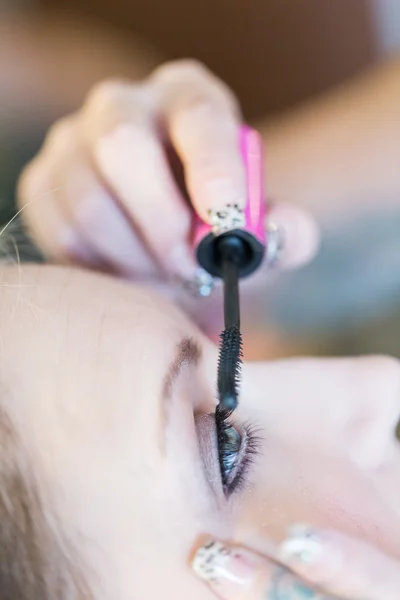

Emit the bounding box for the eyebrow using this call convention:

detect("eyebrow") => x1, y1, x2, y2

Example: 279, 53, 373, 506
159, 337, 201, 452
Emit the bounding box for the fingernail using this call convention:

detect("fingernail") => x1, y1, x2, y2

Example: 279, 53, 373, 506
265, 221, 285, 267
208, 203, 245, 236
192, 540, 260, 600
180, 268, 215, 297
200, 178, 245, 216
278, 525, 343, 580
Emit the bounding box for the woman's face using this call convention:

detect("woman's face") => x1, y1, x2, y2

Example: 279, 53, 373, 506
1, 265, 399, 599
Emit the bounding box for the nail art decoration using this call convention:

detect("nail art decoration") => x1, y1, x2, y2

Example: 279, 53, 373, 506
208, 204, 246, 236
266, 221, 285, 267
192, 540, 254, 587
192, 540, 232, 584
189, 268, 215, 297
279, 525, 324, 566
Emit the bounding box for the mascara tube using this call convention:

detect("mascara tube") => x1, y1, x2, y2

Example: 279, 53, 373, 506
192, 125, 267, 413
192, 125, 266, 281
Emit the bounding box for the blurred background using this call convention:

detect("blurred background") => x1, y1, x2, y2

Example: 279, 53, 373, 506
2, 0, 400, 367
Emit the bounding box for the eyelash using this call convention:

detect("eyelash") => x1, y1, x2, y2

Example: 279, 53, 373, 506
215, 406, 261, 497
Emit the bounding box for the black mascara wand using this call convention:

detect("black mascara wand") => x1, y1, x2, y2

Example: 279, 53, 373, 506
193, 129, 266, 423
216, 234, 245, 414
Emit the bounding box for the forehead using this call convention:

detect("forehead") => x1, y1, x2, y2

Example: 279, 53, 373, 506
0, 263, 187, 349
0, 264, 192, 435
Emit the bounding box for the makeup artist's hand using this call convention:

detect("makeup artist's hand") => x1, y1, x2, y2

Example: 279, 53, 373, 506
192, 527, 400, 600
18, 60, 318, 286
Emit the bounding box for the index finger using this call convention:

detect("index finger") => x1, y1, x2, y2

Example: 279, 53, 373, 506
192, 540, 341, 600
151, 60, 246, 222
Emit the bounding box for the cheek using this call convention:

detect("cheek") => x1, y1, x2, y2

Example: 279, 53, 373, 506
231, 443, 399, 551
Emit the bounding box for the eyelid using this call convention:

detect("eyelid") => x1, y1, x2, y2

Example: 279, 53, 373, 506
194, 414, 226, 507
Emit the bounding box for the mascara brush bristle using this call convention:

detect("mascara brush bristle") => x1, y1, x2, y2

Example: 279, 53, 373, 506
217, 325, 243, 413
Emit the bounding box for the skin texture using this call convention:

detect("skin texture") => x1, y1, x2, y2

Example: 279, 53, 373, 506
0, 263, 399, 599
13, 56, 400, 598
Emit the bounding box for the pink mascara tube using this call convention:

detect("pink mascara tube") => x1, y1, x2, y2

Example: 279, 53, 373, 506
193, 125, 266, 279
192, 125, 267, 413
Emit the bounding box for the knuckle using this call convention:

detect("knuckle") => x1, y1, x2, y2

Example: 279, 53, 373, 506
207, 77, 240, 115
153, 60, 239, 116
45, 115, 77, 150
153, 59, 209, 84
17, 161, 34, 199
84, 78, 129, 115
17, 159, 46, 206
175, 92, 217, 120
175, 81, 237, 120
82, 79, 149, 132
